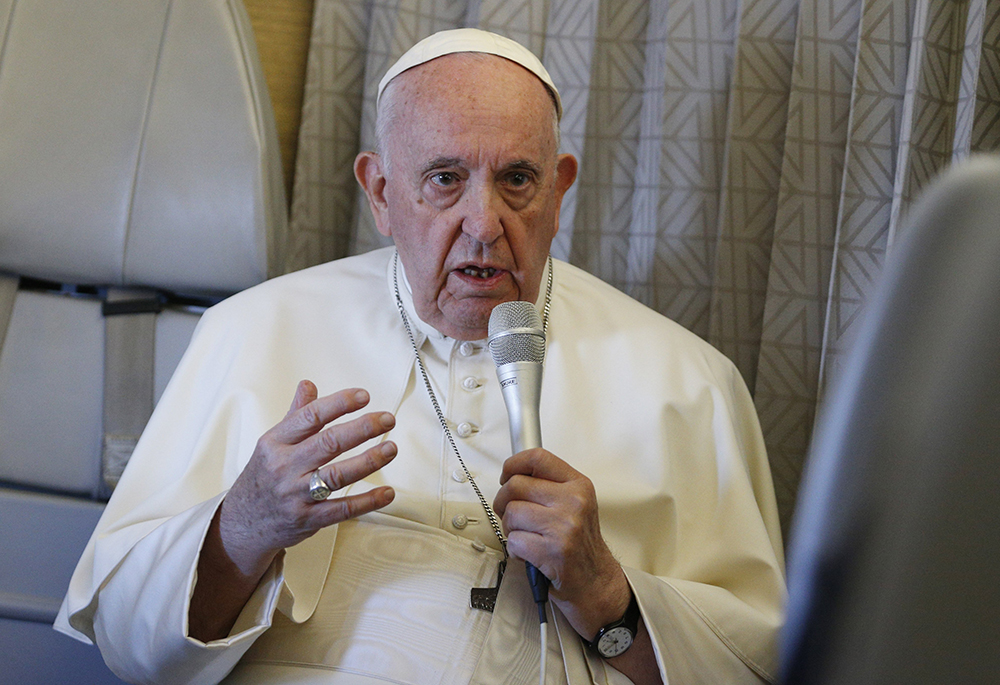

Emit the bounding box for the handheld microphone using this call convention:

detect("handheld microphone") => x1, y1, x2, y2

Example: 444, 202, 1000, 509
488, 301, 550, 622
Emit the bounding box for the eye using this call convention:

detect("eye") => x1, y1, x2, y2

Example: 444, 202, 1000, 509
507, 171, 531, 188
430, 171, 459, 187
499, 168, 539, 209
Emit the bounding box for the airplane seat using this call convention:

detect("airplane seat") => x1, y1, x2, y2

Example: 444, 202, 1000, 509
0, 1, 286, 682
780, 154, 1000, 684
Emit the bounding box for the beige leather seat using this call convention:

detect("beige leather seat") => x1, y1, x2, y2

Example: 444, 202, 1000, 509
0, 1, 285, 681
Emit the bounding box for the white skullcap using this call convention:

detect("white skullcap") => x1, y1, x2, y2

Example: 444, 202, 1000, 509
377, 28, 563, 120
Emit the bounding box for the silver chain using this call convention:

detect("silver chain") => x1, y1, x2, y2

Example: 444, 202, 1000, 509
392, 251, 554, 559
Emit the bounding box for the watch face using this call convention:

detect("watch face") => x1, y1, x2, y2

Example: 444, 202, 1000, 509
597, 626, 634, 658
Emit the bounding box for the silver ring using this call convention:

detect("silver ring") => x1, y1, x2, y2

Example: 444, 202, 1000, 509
308, 470, 332, 501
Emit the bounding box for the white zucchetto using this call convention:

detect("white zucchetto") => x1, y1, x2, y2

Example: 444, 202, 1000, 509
377, 28, 563, 120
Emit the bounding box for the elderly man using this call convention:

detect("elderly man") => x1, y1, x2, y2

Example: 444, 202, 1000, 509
56, 29, 784, 685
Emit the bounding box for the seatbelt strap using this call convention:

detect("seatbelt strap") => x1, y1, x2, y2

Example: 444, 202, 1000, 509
0, 274, 19, 356
100, 288, 162, 496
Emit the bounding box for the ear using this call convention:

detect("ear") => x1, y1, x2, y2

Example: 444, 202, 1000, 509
555, 153, 578, 196
550, 153, 579, 236
354, 151, 393, 237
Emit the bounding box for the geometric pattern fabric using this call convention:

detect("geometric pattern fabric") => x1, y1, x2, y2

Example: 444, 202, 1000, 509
288, 0, 1000, 537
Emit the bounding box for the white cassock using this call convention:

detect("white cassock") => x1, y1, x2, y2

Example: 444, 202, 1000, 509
55, 246, 786, 685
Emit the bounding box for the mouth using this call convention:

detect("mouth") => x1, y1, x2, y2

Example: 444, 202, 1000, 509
460, 266, 498, 279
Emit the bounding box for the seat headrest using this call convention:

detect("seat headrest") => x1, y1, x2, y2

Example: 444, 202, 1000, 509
0, 0, 286, 296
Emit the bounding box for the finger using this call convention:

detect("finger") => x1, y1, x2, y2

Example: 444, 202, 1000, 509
493, 472, 562, 516
274, 388, 372, 444
499, 448, 578, 486
301, 411, 395, 469
316, 441, 397, 492
311, 486, 396, 528
286, 380, 318, 416
500, 499, 552, 538
505, 529, 549, 574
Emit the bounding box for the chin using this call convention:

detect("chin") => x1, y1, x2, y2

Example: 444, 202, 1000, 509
441, 306, 496, 340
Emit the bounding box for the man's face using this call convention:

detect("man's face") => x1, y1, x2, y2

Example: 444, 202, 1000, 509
356, 53, 577, 340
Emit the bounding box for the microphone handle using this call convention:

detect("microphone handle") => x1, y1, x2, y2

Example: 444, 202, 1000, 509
494, 361, 550, 608
496, 361, 543, 453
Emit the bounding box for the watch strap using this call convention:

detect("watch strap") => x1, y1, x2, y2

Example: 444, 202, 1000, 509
587, 591, 640, 655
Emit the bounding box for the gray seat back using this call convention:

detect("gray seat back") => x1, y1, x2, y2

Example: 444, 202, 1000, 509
0, 2, 286, 682
781, 155, 1000, 684
0, 0, 285, 497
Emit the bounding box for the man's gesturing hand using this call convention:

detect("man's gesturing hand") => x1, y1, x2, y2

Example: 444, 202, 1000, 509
221, 380, 397, 574
492, 449, 631, 642
190, 381, 396, 641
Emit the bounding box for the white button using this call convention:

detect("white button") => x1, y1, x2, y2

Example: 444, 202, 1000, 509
462, 376, 481, 391
451, 468, 469, 483
452, 514, 469, 529
459, 341, 476, 357
456, 422, 478, 438
471, 540, 486, 552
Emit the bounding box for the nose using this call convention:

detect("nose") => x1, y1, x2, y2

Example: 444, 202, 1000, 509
460, 183, 504, 245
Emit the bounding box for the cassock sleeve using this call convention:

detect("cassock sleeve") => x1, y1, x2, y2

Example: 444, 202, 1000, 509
599, 355, 785, 684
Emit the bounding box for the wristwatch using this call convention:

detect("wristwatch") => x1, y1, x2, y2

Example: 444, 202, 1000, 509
587, 591, 640, 658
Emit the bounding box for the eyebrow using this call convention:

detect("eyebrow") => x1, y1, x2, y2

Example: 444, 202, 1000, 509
505, 159, 544, 178
419, 157, 464, 175
418, 157, 545, 177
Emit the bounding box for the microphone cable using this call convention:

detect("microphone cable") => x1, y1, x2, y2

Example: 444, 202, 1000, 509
527, 562, 549, 685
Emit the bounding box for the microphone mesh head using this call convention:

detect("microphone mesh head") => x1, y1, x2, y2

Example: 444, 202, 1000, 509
488, 301, 545, 365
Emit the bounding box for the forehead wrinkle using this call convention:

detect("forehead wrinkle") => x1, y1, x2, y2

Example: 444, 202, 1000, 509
377, 53, 561, 178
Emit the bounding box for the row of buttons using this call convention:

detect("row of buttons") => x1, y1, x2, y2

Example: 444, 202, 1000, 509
456, 340, 484, 540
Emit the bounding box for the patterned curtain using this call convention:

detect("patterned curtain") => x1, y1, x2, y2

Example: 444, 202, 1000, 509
286, 0, 1000, 537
